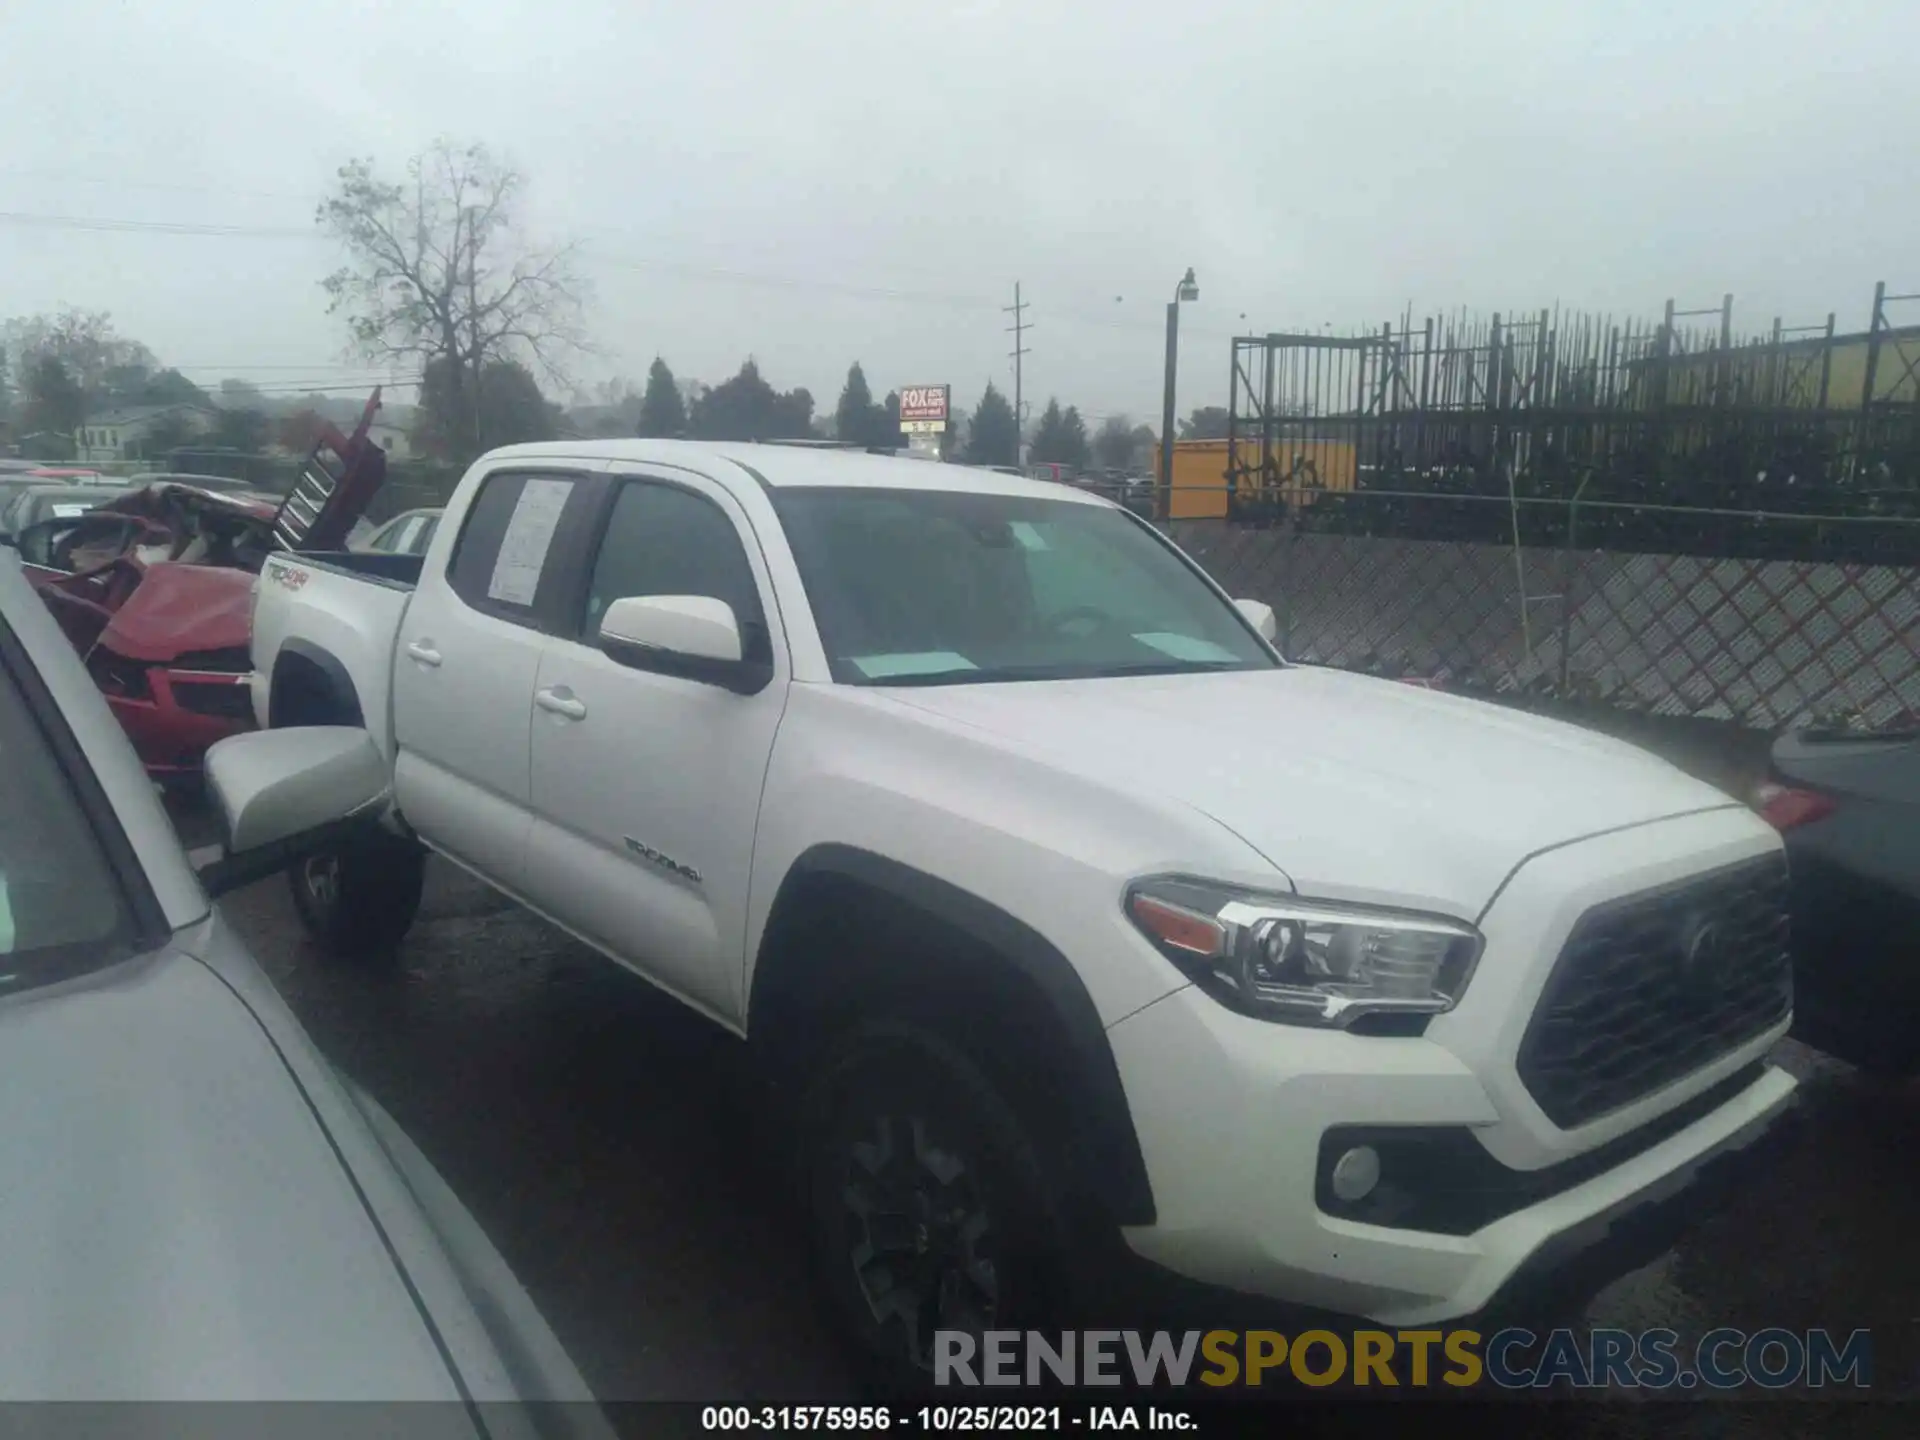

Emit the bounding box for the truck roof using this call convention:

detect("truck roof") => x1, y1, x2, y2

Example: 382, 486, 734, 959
471, 439, 1110, 505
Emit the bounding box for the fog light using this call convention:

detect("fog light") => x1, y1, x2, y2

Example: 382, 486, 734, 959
1330, 1145, 1381, 1203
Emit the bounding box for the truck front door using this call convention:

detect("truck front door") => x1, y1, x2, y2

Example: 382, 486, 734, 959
523, 467, 789, 1027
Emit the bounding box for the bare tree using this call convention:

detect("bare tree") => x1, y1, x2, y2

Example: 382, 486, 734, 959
316, 140, 591, 457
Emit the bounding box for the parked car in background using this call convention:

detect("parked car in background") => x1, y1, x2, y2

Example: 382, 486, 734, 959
1755, 722, 1920, 1076
351, 507, 444, 556
23, 466, 111, 484
0, 549, 611, 1419
0, 476, 47, 520
249, 438, 1798, 1383
2, 484, 118, 534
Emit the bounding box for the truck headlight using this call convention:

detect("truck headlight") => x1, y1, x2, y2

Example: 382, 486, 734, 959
1125, 877, 1483, 1028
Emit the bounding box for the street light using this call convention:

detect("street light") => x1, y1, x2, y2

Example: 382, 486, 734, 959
1159, 267, 1198, 519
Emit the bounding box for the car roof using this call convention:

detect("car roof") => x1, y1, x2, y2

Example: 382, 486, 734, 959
477, 438, 1110, 505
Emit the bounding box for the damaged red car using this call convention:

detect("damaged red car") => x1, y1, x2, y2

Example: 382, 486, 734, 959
0, 395, 388, 785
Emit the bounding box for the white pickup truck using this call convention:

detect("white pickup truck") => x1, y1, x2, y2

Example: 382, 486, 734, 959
247, 440, 1798, 1378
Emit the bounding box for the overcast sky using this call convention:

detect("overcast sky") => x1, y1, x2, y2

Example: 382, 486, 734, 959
4, 0, 1915, 427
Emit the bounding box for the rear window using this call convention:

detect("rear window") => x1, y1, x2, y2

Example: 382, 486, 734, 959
446, 472, 577, 624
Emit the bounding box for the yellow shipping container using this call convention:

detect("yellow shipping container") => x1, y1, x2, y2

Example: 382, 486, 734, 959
1150, 436, 1358, 519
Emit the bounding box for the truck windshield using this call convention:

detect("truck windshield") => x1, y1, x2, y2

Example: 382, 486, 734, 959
0, 629, 138, 993
772, 487, 1279, 686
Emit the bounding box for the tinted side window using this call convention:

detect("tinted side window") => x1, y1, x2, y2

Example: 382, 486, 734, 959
583, 482, 770, 664
447, 472, 576, 623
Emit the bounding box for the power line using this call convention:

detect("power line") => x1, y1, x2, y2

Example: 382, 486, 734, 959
0, 168, 315, 201
0, 210, 314, 239
0, 206, 1222, 339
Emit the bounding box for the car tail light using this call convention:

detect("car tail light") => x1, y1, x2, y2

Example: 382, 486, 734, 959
1752, 781, 1837, 830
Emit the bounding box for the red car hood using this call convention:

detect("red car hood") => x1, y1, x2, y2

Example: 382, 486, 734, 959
98, 563, 253, 663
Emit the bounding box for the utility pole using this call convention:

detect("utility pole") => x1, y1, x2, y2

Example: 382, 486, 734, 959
1159, 268, 1199, 519
1005, 282, 1031, 461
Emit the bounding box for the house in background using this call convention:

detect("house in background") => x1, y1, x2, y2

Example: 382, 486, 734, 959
365, 420, 412, 459
74, 403, 218, 463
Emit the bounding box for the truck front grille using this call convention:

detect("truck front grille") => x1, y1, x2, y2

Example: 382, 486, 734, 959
1516, 854, 1791, 1129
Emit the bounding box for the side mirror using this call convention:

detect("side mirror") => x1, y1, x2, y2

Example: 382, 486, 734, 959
1234, 597, 1278, 643
597, 595, 772, 695
195, 727, 390, 897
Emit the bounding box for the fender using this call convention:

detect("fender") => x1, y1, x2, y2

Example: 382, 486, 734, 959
272, 638, 365, 727
764, 842, 1156, 1226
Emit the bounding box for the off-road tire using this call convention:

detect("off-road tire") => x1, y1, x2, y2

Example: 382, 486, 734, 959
798, 1020, 1073, 1397
289, 828, 425, 961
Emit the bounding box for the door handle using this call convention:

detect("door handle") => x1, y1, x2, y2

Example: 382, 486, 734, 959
535, 686, 587, 721
406, 639, 443, 668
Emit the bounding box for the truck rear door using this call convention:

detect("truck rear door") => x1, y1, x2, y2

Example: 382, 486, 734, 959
389, 465, 601, 893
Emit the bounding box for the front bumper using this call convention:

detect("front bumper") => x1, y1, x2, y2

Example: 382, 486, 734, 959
1106, 981, 1797, 1328
1468, 1089, 1796, 1327
105, 666, 255, 776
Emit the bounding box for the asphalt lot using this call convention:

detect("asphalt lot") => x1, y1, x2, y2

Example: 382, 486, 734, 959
180, 773, 1917, 1426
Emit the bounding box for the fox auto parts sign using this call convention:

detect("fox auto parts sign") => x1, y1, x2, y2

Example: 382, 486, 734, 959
899, 384, 950, 433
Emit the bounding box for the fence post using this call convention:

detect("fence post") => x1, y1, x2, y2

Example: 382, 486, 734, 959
1275, 480, 1299, 658
1856, 281, 1888, 487
1717, 293, 1734, 406
1862, 281, 1887, 410
1818, 312, 1835, 409
1558, 473, 1591, 696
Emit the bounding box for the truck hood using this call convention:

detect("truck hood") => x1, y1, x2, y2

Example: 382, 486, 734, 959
877, 665, 1738, 916
0, 947, 463, 1400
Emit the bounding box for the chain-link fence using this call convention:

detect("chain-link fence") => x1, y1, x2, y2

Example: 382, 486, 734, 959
1167, 489, 1920, 733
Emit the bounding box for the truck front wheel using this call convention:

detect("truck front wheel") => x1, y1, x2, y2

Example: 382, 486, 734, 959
799, 1021, 1073, 1392
290, 829, 425, 960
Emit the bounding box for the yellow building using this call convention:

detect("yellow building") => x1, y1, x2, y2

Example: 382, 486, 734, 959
1646, 325, 1920, 410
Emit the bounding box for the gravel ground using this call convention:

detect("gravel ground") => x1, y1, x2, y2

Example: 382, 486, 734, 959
178, 714, 1915, 1426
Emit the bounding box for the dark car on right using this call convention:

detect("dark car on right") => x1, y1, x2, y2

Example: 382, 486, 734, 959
1755, 721, 1920, 1076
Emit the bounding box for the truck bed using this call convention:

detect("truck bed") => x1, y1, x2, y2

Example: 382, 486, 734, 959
251, 548, 422, 754
283, 550, 426, 589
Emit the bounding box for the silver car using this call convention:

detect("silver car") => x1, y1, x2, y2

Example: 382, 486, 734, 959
351, 507, 444, 556
0, 549, 613, 1420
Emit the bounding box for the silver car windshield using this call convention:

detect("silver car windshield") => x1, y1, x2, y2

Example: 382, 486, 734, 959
0, 628, 136, 991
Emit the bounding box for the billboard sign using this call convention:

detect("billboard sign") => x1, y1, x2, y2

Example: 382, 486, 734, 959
899, 385, 950, 430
